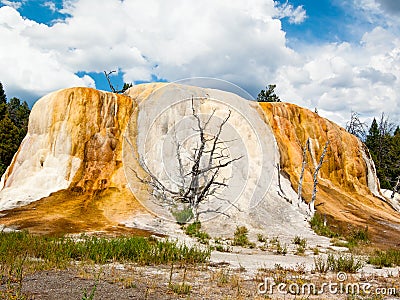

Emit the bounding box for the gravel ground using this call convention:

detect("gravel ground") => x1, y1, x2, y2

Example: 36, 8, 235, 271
1, 251, 399, 300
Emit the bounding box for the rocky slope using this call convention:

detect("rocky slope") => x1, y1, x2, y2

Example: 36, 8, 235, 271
0, 84, 399, 246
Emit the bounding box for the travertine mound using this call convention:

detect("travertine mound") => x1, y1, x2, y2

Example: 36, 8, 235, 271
0, 84, 398, 245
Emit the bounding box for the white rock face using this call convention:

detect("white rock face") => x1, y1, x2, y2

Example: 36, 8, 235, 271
0, 91, 81, 210
124, 83, 324, 241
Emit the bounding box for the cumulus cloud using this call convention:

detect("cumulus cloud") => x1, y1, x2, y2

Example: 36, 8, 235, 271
273, 26, 400, 125
0, 0, 399, 127
274, 1, 307, 24
0, 0, 300, 102
43, 1, 56, 12
0, 0, 22, 10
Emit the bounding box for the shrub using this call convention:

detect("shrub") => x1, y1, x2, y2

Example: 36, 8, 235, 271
327, 254, 364, 273
292, 236, 307, 248
276, 242, 287, 255
184, 222, 210, 244
368, 249, 400, 268
233, 226, 250, 247
310, 213, 339, 238
314, 256, 329, 273
257, 234, 267, 243
172, 207, 194, 224
346, 227, 370, 250
314, 254, 363, 273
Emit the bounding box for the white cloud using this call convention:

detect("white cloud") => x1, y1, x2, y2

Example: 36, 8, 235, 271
273, 26, 400, 125
0, 5, 94, 101
0, 0, 22, 10
0, 0, 399, 128
274, 1, 307, 24
43, 1, 56, 13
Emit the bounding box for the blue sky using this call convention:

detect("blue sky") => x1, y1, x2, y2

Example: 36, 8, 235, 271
0, 0, 399, 126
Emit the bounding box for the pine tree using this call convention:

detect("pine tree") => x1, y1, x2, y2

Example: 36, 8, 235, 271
0, 116, 20, 175
257, 84, 281, 102
0, 82, 31, 176
0, 82, 7, 120
366, 116, 399, 190
366, 118, 379, 153
0, 82, 6, 105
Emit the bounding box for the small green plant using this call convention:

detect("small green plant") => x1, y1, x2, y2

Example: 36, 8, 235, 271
169, 266, 191, 295
295, 245, 306, 255
82, 283, 97, 300
368, 249, 400, 268
310, 213, 339, 238
276, 241, 287, 255
184, 221, 210, 244
327, 254, 364, 273
292, 236, 307, 247
170, 283, 191, 295
270, 236, 279, 244
257, 234, 267, 243
172, 207, 194, 224
346, 227, 370, 250
233, 226, 255, 248
292, 236, 307, 255
314, 256, 329, 273
314, 254, 363, 273
214, 244, 232, 252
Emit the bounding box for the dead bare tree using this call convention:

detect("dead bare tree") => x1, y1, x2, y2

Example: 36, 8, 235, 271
392, 176, 400, 199
276, 163, 290, 203
103, 70, 132, 94
298, 138, 310, 205
309, 141, 329, 214
137, 97, 242, 222
346, 111, 367, 140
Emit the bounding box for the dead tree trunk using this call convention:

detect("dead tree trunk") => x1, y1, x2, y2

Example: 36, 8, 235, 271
309, 141, 329, 214
276, 163, 290, 203
298, 138, 310, 205
392, 176, 400, 199
136, 97, 242, 223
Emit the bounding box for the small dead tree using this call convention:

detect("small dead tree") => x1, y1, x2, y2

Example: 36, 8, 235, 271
298, 138, 310, 205
276, 163, 290, 203
309, 141, 329, 214
346, 111, 367, 140
103, 70, 132, 94
392, 176, 400, 199
138, 97, 242, 222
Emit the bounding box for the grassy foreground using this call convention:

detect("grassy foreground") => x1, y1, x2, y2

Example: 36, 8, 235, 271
0, 231, 210, 266
0, 231, 210, 299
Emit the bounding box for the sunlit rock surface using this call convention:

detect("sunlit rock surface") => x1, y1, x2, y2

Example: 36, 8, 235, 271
0, 84, 398, 246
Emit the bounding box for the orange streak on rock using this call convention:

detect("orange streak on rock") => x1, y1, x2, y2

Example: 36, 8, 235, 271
259, 102, 400, 247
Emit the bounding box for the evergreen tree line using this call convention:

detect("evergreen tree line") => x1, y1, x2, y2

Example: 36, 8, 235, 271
0, 82, 30, 176
365, 114, 400, 191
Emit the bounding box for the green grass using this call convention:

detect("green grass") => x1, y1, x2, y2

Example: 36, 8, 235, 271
309, 213, 339, 238
346, 227, 370, 250
0, 231, 210, 267
232, 226, 255, 248
171, 207, 194, 224
314, 254, 364, 273
368, 249, 400, 268
184, 221, 210, 244
0, 230, 211, 299
292, 236, 307, 255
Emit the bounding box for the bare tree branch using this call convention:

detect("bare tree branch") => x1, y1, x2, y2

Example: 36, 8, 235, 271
346, 111, 367, 140
309, 141, 329, 214
135, 96, 241, 222
298, 138, 310, 205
